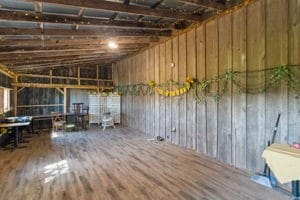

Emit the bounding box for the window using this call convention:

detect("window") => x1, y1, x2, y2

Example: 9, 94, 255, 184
0, 87, 11, 113
3, 88, 10, 112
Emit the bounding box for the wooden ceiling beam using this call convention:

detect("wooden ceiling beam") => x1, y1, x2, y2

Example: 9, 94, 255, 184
2, 54, 123, 65
0, 51, 131, 62
0, 47, 139, 54
110, 12, 119, 20
10, 59, 118, 71
1, 35, 168, 40
178, 0, 243, 10
124, 0, 130, 5
0, 43, 149, 52
0, 64, 17, 78
34, 2, 43, 13
78, 8, 85, 17
9, 58, 115, 68
12, 82, 113, 90
24, 0, 204, 21
0, 37, 160, 46
12, 62, 115, 72
0, 48, 137, 58
151, 0, 165, 9
8, 58, 117, 69
0, 27, 172, 37
0, 54, 128, 65
0, 9, 169, 30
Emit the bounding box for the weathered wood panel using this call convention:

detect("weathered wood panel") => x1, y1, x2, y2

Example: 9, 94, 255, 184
143, 51, 148, 134
246, 0, 266, 172
118, 60, 125, 126
178, 34, 187, 148
114, 0, 300, 173
0, 89, 3, 113
232, 7, 247, 169
131, 55, 137, 130
139, 52, 146, 133
0, 71, 12, 88
145, 49, 150, 136
288, 0, 300, 144
196, 25, 207, 154
18, 88, 63, 116
265, 0, 288, 145
154, 46, 160, 137
217, 14, 232, 164
121, 60, 128, 126
69, 89, 89, 106
128, 57, 134, 129
205, 20, 218, 158
159, 43, 166, 139
172, 37, 180, 145
148, 48, 155, 137
186, 30, 197, 150
165, 40, 172, 142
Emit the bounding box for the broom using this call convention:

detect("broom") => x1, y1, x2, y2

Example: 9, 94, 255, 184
251, 113, 281, 188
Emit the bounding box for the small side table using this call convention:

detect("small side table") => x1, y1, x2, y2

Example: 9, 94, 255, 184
262, 143, 300, 198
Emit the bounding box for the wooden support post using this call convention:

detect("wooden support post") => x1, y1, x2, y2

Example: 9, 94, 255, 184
17, 87, 25, 93
12, 82, 113, 90
55, 87, 64, 95
64, 88, 67, 113
111, 63, 114, 87
0, 64, 17, 79
96, 65, 99, 93
50, 70, 52, 84
78, 67, 81, 85
13, 87, 17, 116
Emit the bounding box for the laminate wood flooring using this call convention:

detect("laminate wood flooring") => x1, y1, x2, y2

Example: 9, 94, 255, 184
0, 127, 289, 200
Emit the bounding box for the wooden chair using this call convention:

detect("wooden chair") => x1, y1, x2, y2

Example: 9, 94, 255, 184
101, 112, 115, 131
51, 112, 66, 133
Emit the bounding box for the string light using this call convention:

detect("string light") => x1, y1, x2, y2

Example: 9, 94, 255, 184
108, 41, 118, 49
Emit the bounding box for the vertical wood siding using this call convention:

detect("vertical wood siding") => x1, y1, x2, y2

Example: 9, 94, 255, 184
115, 0, 300, 172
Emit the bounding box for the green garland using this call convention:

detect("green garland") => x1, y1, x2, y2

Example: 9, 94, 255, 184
115, 65, 300, 102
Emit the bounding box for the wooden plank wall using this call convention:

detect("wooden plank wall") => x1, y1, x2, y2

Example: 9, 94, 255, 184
0, 72, 12, 114
17, 88, 63, 116
0, 72, 12, 88
114, 0, 300, 172
69, 89, 89, 110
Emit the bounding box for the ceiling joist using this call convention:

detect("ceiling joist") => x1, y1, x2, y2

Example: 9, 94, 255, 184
0, 38, 160, 46
0, 9, 170, 30
0, 48, 138, 58
178, 0, 243, 10
0, 28, 172, 37
0, 0, 244, 72
2, 54, 126, 66
0, 43, 149, 52
12, 56, 116, 67
24, 0, 205, 21
11, 59, 120, 71
0, 54, 128, 65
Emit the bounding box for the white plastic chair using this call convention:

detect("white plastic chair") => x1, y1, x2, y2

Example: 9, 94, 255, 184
51, 112, 66, 133
101, 112, 115, 130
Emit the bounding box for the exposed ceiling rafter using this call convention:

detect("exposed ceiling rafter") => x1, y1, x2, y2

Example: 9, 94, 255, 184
0, 10, 170, 30
24, 0, 204, 21
0, 28, 172, 37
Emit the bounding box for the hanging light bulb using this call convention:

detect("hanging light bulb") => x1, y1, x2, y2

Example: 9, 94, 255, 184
108, 41, 118, 49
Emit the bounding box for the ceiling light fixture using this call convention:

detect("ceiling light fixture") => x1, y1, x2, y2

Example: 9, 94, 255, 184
108, 41, 118, 49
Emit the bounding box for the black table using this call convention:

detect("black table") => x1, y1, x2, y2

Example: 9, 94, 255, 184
0, 122, 31, 149
31, 113, 74, 133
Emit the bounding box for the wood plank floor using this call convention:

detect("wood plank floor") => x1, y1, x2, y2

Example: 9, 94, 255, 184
0, 127, 289, 200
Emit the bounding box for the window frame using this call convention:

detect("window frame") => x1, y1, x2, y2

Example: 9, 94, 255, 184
0, 87, 12, 114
